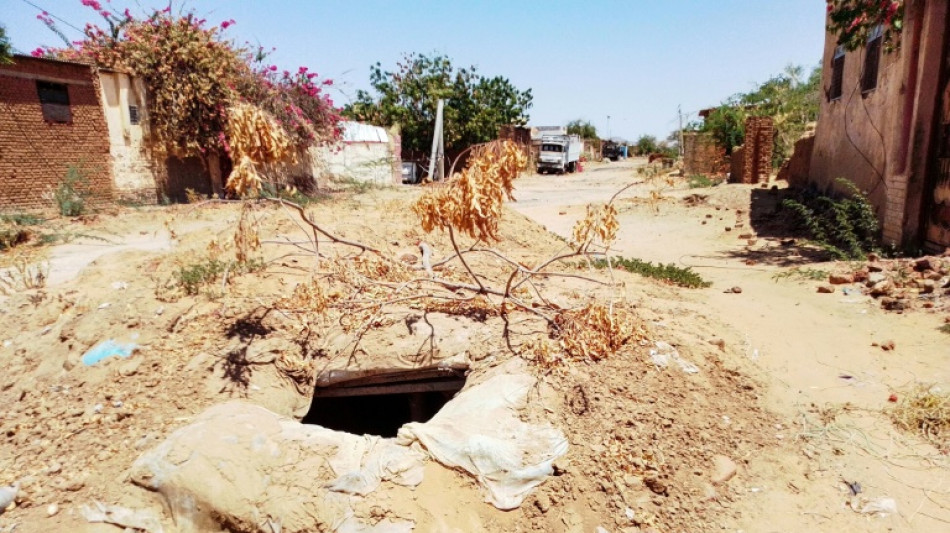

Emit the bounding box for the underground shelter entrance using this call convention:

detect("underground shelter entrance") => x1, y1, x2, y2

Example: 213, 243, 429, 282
303, 367, 467, 437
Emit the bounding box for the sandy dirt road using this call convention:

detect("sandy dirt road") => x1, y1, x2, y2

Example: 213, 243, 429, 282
511, 158, 950, 532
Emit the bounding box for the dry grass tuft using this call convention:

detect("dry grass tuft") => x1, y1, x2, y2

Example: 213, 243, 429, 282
891, 384, 950, 448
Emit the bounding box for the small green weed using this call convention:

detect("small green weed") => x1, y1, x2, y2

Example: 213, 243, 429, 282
260, 183, 329, 206
591, 256, 711, 288
771, 267, 829, 282
0, 213, 43, 251
0, 227, 31, 251
940, 324, 950, 335
175, 257, 265, 295
687, 174, 720, 189
780, 178, 879, 260
333, 175, 385, 194
0, 213, 43, 225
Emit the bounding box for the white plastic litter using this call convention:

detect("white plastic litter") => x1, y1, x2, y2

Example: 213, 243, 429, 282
81, 501, 164, 533
650, 341, 699, 373
396, 372, 569, 510
0, 483, 18, 514
851, 496, 898, 516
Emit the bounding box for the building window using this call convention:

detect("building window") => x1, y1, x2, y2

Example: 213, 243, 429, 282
830, 45, 845, 101
36, 81, 72, 123
129, 105, 140, 125
862, 25, 883, 94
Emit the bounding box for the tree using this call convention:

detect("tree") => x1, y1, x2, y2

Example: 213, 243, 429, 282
0, 24, 13, 65
36, 4, 340, 157
344, 53, 532, 156
567, 119, 598, 139
634, 135, 658, 156
701, 64, 820, 165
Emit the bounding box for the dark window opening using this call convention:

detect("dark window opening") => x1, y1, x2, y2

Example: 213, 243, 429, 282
541, 144, 563, 152
303, 369, 466, 437
36, 81, 71, 123
862, 26, 883, 94
830, 46, 845, 101
129, 105, 140, 125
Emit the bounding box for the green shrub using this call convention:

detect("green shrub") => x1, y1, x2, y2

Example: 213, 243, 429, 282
591, 256, 711, 288
780, 178, 879, 260
53, 166, 89, 217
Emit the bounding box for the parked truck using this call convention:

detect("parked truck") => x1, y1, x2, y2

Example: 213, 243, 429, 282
537, 134, 582, 174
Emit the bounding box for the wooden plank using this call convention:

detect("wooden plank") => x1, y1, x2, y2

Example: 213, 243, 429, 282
311, 379, 466, 398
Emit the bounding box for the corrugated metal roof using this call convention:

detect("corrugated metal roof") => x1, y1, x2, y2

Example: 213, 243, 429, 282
342, 121, 388, 143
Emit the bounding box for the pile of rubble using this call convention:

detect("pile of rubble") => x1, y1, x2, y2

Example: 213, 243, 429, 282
827, 253, 950, 312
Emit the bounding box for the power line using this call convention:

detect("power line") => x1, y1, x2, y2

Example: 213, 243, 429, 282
19, 0, 87, 35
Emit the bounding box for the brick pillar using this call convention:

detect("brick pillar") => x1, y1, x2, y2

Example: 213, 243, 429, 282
740, 117, 774, 184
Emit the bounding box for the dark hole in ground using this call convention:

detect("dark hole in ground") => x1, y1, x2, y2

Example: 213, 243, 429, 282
302, 368, 466, 438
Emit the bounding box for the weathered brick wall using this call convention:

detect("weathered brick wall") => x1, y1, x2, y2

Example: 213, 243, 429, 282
777, 132, 815, 188
0, 57, 113, 211
683, 132, 728, 175
736, 116, 774, 184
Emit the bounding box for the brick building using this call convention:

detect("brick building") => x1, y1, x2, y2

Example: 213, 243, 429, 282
0, 55, 114, 210
808, 2, 950, 252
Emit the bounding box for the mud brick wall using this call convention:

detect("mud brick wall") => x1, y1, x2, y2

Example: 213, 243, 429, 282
0, 57, 113, 211
683, 132, 728, 175
737, 116, 774, 184
777, 133, 815, 188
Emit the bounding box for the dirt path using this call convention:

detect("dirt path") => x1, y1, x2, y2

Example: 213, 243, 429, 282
511, 159, 950, 532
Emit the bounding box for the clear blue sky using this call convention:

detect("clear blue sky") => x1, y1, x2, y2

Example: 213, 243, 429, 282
3, 1, 827, 142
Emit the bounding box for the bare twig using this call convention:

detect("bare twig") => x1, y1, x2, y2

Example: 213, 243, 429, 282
266, 198, 385, 256
448, 226, 486, 292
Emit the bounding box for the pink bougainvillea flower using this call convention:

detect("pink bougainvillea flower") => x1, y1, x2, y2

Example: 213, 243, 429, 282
221, 19, 235, 29
81, 0, 103, 11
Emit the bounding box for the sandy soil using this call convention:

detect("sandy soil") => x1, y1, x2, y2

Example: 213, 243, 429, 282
511, 159, 950, 532
0, 160, 948, 533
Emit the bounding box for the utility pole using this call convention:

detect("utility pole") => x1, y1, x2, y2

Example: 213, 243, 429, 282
607, 115, 611, 140
427, 99, 445, 181
677, 105, 685, 158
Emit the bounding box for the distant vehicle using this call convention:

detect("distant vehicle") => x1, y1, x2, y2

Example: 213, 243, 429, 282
401, 161, 422, 184
602, 140, 627, 162
537, 134, 582, 174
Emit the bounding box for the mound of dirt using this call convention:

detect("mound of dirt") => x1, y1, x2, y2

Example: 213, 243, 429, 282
0, 190, 778, 532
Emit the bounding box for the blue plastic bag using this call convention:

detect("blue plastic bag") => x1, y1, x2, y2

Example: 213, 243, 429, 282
82, 339, 138, 366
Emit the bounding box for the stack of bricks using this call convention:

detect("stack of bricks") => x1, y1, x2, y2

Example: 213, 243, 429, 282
739, 116, 774, 184
0, 56, 114, 212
